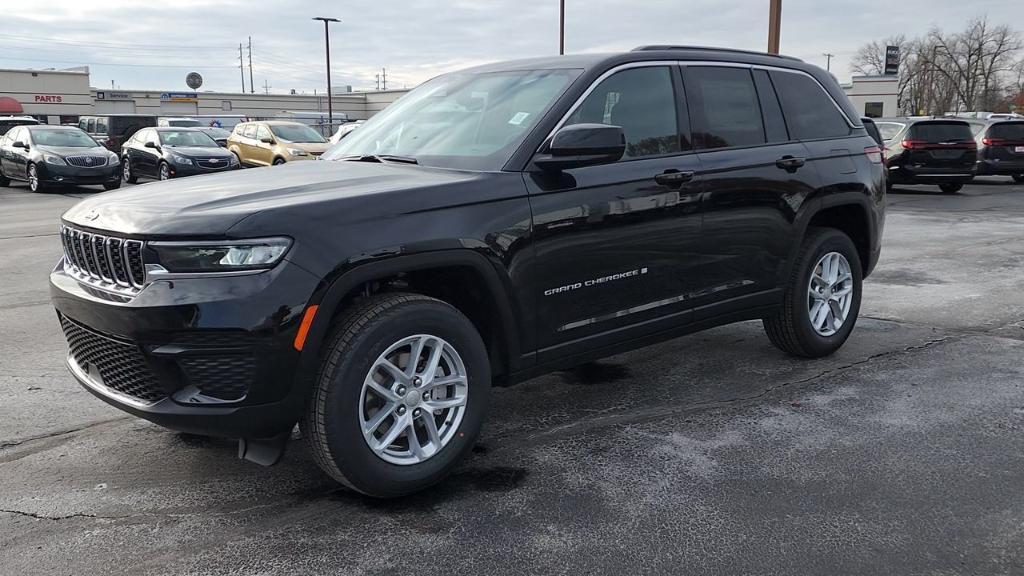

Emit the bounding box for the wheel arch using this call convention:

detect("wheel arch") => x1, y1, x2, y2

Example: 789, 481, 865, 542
787, 195, 876, 283
294, 250, 523, 390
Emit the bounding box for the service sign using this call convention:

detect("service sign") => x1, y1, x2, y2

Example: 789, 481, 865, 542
96, 91, 132, 101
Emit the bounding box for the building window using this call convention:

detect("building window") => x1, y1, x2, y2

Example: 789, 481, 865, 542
864, 102, 884, 118
221, 101, 232, 111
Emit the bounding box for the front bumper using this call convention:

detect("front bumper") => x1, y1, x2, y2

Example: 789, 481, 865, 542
40, 163, 121, 185
50, 257, 322, 438
168, 161, 241, 178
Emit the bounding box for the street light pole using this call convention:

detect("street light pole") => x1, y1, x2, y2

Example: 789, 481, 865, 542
313, 16, 340, 129
559, 0, 565, 55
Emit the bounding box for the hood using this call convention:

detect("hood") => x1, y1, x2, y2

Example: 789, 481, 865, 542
61, 159, 481, 237
164, 146, 233, 158
282, 141, 330, 154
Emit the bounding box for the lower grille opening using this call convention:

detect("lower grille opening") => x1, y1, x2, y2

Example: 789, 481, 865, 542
60, 316, 166, 404
179, 355, 253, 401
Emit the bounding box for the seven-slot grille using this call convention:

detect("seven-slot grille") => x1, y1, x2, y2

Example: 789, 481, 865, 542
60, 225, 146, 291
64, 156, 108, 168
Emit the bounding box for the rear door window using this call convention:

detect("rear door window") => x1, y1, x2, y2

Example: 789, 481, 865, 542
684, 66, 765, 149
770, 71, 852, 140
565, 65, 682, 158
909, 122, 973, 143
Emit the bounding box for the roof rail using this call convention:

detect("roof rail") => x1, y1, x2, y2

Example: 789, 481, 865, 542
631, 45, 803, 61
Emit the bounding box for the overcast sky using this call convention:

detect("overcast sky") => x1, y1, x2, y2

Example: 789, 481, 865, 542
1, 0, 1017, 94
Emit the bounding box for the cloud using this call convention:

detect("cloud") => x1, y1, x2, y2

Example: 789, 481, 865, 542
0, 0, 1018, 93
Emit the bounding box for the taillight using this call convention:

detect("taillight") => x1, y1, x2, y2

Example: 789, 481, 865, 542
901, 139, 923, 149
864, 146, 883, 164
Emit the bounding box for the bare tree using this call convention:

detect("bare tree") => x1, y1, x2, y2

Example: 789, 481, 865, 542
850, 35, 906, 76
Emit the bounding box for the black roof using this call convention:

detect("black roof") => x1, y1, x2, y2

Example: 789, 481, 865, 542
462, 46, 809, 74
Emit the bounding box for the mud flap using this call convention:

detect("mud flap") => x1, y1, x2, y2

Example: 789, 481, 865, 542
238, 431, 291, 466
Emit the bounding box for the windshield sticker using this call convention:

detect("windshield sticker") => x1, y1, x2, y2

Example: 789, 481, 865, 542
508, 112, 530, 126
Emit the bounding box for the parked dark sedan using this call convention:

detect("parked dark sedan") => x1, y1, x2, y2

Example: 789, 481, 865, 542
122, 127, 240, 182
0, 125, 121, 192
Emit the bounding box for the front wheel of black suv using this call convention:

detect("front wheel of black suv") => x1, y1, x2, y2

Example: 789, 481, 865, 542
939, 183, 963, 194
302, 293, 491, 498
763, 227, 863, 358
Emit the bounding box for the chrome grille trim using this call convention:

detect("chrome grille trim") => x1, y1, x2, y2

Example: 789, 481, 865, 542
60, 225, 145, 296
65, 156, 109, 168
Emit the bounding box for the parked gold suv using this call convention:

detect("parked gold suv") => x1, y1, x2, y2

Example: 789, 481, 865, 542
227, 121, 329, 166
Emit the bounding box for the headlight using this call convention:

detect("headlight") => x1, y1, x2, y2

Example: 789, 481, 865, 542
147, 237, 292, 273
107, 151, 120, 165
167, 152, 194, 166
44, 154, 66, 166
287, 148, 308, 157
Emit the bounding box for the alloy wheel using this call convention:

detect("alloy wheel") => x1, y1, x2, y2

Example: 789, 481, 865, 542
359, 334, 469, 465
28, 165, 39, 192
159, 164, 170, 180
123, 161, 131, 181
807, 251, 854, 337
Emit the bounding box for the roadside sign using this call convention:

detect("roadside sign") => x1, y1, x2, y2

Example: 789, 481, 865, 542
884, 46, 900, 76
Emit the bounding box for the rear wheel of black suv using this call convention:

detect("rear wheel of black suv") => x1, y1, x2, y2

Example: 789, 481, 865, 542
763, 228, 863, 358
940, 183, 963, 194
303, 293, 490, 498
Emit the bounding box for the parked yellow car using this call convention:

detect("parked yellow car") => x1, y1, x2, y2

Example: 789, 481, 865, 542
227, 120, 329, 166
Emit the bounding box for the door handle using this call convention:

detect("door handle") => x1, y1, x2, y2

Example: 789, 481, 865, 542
776, 155, 806, 172
655, 169, 695, 187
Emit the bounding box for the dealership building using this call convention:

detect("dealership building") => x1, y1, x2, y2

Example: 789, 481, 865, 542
0, 66, 407, 126
841, 75, 900, 118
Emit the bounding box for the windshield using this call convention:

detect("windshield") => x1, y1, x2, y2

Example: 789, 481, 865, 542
322, 68, 580, 170
167, 119, 201, 127
31, 128, 98, 147
270, 124, 327, 143
158, 130, 219, 147
876, 122, 904, 141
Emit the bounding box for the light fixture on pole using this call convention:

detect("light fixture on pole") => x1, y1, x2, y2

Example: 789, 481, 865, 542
313, 16, 340, 128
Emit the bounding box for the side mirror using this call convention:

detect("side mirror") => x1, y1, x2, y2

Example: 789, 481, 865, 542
144, 141, 159, 150
534, 124, 626, 171
12, 141, 27, 150
260, 136, 275, 144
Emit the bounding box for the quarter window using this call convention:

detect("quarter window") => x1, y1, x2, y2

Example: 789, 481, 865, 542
770, 71, 851, 140
565, 66, 682, 159
684, 67, 766, 149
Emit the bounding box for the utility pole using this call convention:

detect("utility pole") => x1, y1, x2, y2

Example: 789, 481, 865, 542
238, 43, 246, 92
263, 79, 271, 95
767, 0, 782, 54
822, 52, 834, 71
313, 16, 340, 125
375, 73, 380, 91
381, 67, 387, 91
248, 36, 255, 94
559, 0, 565, 55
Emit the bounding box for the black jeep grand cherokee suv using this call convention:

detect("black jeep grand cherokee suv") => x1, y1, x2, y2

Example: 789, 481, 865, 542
51, 47, 884, 497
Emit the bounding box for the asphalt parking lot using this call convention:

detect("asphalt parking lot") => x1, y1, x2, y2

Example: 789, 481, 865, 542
2, 177, 1023, 575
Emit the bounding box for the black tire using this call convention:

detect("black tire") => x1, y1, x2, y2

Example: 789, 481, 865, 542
158, 162, 171, 181
763, 228, 863, 358
0, 170, 9, 187
1012, 174, 1024, 183
939, 183, 963, 194
27, 163, 46, 193
303, 293, 491, 498
102, 180, 121, 191
122, 159, 138, 184
272, 157, 285, 165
